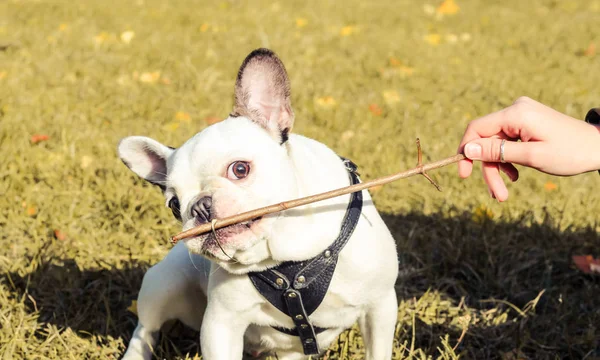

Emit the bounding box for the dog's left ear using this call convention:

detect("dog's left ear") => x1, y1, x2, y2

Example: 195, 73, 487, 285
232, 48, 294, 144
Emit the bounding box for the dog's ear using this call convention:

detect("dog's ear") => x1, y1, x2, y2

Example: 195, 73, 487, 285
232, 48, 294, 144
117, 136, 174, 189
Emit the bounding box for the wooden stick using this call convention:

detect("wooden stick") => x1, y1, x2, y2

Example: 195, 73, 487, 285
171, 141, 465, 244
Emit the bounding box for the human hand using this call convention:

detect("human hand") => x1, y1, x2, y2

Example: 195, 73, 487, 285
457, 96, 600, 202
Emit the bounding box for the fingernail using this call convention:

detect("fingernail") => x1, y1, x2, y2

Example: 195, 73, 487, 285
465, 143, 482, 160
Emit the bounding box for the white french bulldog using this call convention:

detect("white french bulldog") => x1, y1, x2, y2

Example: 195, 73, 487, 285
118, 48, 398, 360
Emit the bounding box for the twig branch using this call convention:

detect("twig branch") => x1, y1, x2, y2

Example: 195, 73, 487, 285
171, 141, 466, 244
416, 138, 442, 192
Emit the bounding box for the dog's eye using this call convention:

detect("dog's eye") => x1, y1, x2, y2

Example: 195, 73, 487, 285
227, 161, 250, 180
168, 197, 182, 221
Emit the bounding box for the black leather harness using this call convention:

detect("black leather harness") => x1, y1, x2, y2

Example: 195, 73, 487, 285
248, 158, 362, 355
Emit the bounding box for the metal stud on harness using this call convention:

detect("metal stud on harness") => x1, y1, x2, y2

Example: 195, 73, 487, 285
248, 158, 363, 355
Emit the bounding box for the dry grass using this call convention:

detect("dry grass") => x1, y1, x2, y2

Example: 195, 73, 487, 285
0, 0, 599, 358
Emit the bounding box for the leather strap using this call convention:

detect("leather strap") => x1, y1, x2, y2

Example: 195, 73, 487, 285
248, 158, 362, 355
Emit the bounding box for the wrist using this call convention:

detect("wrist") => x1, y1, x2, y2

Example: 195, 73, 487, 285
584, 108, 600, 173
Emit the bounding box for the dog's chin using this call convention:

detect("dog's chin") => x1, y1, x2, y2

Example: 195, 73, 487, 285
182, 218, 274, 273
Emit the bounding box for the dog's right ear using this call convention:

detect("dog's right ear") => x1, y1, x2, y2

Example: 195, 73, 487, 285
232, 48, 294, 144
117, 136, 174, 188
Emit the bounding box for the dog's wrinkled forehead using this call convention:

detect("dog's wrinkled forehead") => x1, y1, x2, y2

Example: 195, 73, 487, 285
168, 117, 283, 183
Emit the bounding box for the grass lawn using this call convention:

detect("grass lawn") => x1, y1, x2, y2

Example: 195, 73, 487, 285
1, 0, 599, 358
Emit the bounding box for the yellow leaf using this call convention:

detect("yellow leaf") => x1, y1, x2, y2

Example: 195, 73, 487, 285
424, 33, 442, 45
472, 205, 493, 224
382, 90, 400, 105
58, 23, 68, 31
120, 30, 135, 44
460, 33, 472, 42
94, 32, 110, 45
315, 96, 337, 108
139, 71, 161, 83
437, 0, 460, 15
26, 206, 37, 216
423, 4, 436, 15
544, 181, 558, 191
127, 300, 138, 315
163, 122, 180, 132
81, 155, 93, 169
340, 25, 357, 37
446, 33, 458, 43
341, 130, 355, 142
0, 70, 6, 80
296, 18, 308, 28
199, 23, 210, 32
175, 111, 192, 123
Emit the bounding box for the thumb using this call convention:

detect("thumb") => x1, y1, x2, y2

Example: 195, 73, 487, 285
464, 138, 534, 165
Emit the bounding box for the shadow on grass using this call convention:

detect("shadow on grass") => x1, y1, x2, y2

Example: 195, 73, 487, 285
384, 210, 600, 359
1, 258, 201, 358
1, 210, 599, 359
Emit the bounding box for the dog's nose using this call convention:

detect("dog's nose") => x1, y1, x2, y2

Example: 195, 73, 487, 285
191, 196, 212, 223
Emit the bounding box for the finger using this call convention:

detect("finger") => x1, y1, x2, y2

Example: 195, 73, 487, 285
457, 107, 517, 178
482, 162, 509, 201
463, 138, 537, 167
499, 162, 519, 182
458, 158, 474, 179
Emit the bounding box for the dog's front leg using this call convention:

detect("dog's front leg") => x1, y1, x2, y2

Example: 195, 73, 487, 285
200, 301, 248, 360
359, 289, 398, 360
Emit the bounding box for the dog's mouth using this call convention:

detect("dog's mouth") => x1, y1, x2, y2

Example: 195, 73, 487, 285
189, 217, 263, 262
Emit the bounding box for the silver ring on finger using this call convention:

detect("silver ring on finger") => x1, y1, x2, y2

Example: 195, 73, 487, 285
500, 139, 506, 163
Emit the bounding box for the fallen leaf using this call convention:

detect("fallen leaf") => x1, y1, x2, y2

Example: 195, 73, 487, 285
315, 96, 337, 108
382, 90, 400, 105
54, 229, 67, 241
340, 25, 357, 37
437, 0, 460, 15
424, 33, 442, 45
199, 23, 210, 32
341, 130, 355, 141
584, 42, 596, 57
204, 116, 221, 125
58, 23, 68, 31
94, 31, 110, 45
127, 300, 138, 315
296, 18, 307, 28
368, 103, 383, 116
446, 33, 459, 43
26, 206, 37, 216
572, 255, 600, 274
139, 71, 161, 83
423, 4, 436, 15
175, 111, 192, 123
31, 134, 50, 144
544, 181, 557, 191
81, 155, 93, 169
0, 70, 6, 80
120, 30, 135, 44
